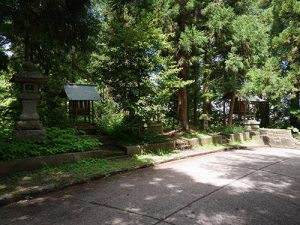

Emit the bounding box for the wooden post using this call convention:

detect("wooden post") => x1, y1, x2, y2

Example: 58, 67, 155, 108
223, 101, 226, 125
253, 103, 257, 120
88, 101, 91, 123
92, 101, 94, 123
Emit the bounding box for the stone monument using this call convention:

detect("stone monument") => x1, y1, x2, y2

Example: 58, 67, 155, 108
12, 61, 47, 139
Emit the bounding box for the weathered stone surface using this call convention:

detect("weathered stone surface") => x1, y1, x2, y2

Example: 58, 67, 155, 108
259, 129, 296, 148
243, 119, 260, 130
12, 61, 47, 140
186, 138, 200, 146
243, 131, 250, 140
234, 133, 243, 142
212, 135, 223, 144
199, 136, 213, 145
16, 120, 43, 130
261, 136, 296, 148
13, 129, 46, 140
260, 128, 293, 137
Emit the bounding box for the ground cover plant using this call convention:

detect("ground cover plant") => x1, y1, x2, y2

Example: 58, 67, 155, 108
0, 128, 101, 161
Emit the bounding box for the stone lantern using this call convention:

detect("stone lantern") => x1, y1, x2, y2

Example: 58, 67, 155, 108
12, 61, 47, 139
199, 114, 210, 131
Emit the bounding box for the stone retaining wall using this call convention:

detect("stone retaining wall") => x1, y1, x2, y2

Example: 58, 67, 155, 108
126, 141, 176, 155
259, 128, 295, 148
260, 128, 293, 138
0, 150, 121, 176
126, 132, 251, 155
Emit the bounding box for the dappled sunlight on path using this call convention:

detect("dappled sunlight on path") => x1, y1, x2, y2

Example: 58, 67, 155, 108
0, 147, 299, 225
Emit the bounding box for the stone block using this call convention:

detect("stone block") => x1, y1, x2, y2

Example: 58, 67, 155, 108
243, 132, 250, 140
260, 128, 292, 138
126, 146, 142, 155
199, 136, 213, 145
16, 120, 43, 130
212, 135, 223, 144
234, 133, 244, 142
186, 138, 200, 146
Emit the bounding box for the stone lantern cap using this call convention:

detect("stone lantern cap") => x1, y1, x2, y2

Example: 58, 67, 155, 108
12, 61, 47, 84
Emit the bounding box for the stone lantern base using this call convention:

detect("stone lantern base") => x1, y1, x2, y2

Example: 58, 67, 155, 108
243, 119, 260, 131
14, 118, 46, 140
13, 129, 46, 140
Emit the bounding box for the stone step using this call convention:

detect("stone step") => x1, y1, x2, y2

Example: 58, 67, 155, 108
260, 135, 296, 148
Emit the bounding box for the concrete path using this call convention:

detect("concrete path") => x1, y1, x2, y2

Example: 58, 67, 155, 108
1, 147, 300, 225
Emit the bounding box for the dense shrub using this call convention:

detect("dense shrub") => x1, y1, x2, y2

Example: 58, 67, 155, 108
94, 94, 125, 136
210, 125, 246, 135
0, 128, 101, 161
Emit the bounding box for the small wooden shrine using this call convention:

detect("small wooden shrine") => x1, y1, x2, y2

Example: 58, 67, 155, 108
64, 83, 101, 123
234, 96, 265, 121
222, 93, 265, 124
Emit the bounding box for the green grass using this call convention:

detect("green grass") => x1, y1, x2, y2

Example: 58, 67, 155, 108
0, 128, 102, 161
210, 125, 246, 135
182, 130, 213, 139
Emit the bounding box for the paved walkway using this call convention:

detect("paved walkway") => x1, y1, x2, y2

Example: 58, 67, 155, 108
1, 147, 300, 225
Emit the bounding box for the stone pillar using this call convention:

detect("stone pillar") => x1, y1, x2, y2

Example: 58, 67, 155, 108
12, 61, 47, 140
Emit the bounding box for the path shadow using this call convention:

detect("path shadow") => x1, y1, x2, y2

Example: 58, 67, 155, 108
0, 148, 300, 225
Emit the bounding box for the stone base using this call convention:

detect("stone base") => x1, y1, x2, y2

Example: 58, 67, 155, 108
13, 129, 46, 140
16, 120, 43, 130
243, 120, 260, 131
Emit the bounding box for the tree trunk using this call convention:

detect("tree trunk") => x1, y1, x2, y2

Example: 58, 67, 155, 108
24, 33, 31, 61
203, 84, 210, 114
260, 101, 269, 128
228, 93, 235, 125
193, 95, 198, 125
178, 64, 189, 130
223, 101, 226, 125
176, 2, 189, 131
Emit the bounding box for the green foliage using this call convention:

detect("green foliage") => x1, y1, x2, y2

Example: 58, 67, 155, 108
182, 130, 211, 139
240, 58, 297, 103
272, 0, 300, 90
94, 93, 125, 135
0, 71, 18, 129
290, 109, 300, 120
210, 125, 246, 135
288, 126, 300, 136
89, 1, 172, 121
135, 65, 182, 122
0, 128, 101, 161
